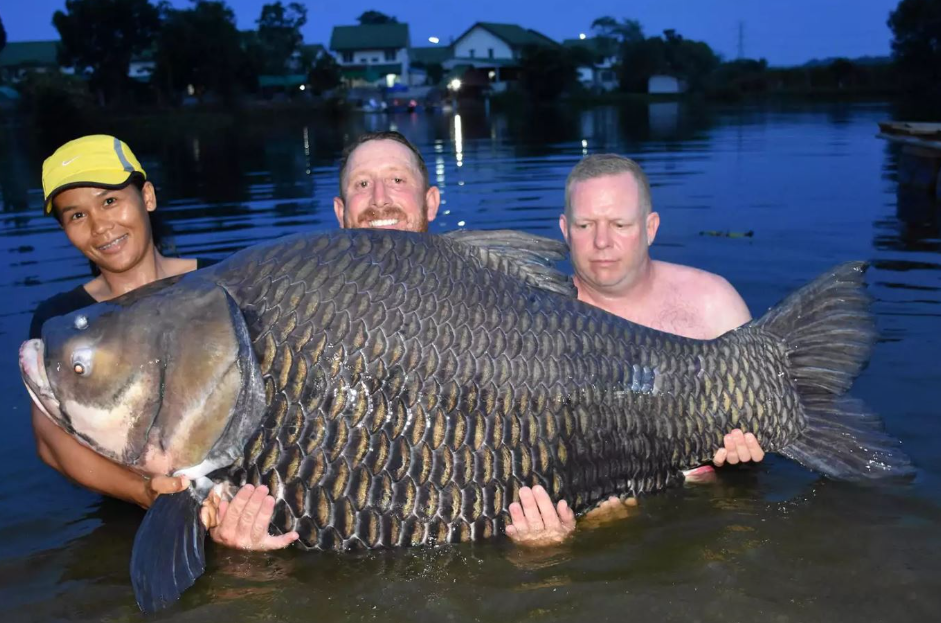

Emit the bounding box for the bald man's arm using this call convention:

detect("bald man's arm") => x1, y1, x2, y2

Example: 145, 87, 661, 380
705, 275, 752, 336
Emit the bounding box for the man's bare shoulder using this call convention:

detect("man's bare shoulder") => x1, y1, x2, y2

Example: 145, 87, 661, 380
652, 261, 751, 335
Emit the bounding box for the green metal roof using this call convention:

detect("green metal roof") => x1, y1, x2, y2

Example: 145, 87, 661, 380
258, 74, 307, 88
410, 46, 453, 65
0, 41, 59, 68
330, 24, 410, 51
456, 23, 557, 49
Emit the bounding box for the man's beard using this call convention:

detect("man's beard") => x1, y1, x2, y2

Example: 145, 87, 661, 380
353, 205, 428, 233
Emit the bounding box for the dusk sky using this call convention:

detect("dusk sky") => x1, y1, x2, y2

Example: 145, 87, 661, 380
3, 0, 901, 67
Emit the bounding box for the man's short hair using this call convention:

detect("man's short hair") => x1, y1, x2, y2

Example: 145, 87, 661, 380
338, 131, 429, 199
564, 154, 653, 218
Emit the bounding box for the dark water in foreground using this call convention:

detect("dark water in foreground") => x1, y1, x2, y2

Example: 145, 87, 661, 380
0, 102, 939, 622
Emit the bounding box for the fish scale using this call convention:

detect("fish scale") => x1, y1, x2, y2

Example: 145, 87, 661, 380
210, 229, 797, 551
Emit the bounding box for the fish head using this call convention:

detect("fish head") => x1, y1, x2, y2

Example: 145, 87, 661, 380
20, 276, 264, 477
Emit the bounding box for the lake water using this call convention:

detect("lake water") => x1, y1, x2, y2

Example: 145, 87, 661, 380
1, 101, 939, 622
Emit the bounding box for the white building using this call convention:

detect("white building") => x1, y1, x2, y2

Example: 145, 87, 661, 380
329, 23, 411, 88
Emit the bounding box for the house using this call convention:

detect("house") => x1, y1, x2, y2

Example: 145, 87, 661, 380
648, 75, 686, 94
444, 22, 557, 92
0, 41, 60, 82
329, 23, 411, 88
128, 48, 155, 83
409, 45, 453, 86
562, 37, 618, 92
0, 40, 157, 84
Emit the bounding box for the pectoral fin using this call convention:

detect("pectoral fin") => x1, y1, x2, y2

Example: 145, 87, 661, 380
130, 488, 207, 613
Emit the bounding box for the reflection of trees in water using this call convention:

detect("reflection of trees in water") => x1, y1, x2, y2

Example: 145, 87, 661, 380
876, 142, 941, 257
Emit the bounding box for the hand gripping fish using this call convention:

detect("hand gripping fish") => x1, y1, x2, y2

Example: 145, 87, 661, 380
19, 229, 914, 612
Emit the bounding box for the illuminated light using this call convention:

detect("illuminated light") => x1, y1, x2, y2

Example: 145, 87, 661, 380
581, 139, 588, 148
458, 220, 466, 227
488, 70, 496, 80
444, 210, 451, 215
454, 114, 463, 168
186, 84, 195, 96
429, 36, 440, 44
449, 78, 462, 91
386, 73, 396, 88
299, 84, 306, 91
579, 33, 587, 40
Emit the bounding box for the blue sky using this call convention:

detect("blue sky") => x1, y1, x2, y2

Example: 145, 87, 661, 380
3, 0, 901, 67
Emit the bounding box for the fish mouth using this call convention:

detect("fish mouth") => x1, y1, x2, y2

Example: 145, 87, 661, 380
19, 339, 63, 422
96, 234, 128, 253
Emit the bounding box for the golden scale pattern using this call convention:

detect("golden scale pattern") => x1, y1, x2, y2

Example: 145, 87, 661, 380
215, 231, 804, 551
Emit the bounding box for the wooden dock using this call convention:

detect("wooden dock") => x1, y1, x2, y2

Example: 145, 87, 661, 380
878, 122, 941, 199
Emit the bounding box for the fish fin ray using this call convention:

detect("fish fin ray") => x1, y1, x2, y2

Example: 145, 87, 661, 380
749, 261, 913, 479
780, 397, 915, 480
443, 230, 576, 297
130, 489, 207, 613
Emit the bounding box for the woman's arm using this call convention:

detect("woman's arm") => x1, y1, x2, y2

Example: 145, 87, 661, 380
31, 402, 185, 508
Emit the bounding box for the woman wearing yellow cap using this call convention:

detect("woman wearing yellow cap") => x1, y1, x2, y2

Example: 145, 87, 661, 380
29, 135, 298, 552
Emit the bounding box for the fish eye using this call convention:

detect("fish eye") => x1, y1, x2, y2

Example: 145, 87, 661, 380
71, 348, 93, 377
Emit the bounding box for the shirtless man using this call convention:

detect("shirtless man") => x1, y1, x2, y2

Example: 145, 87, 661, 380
504, 154, 767, 546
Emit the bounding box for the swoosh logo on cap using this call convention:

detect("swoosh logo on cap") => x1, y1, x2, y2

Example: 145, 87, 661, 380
61, 157, 79, 166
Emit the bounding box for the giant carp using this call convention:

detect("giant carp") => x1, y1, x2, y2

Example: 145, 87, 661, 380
19, 229, 913, 612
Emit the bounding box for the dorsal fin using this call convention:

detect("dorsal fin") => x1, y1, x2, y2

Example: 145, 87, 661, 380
443, 229, 576, 297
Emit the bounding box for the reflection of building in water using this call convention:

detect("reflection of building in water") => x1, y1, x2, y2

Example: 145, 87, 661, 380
648, 102, 680, 139
453, 114, 464, 167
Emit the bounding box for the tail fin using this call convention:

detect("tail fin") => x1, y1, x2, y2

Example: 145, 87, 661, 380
753, 262, 915, 480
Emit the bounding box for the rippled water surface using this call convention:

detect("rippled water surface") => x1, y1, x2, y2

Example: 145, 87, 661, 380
1, 102, 939, 622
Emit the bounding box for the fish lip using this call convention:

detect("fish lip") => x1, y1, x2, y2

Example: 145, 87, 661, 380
19, 339, 61, 420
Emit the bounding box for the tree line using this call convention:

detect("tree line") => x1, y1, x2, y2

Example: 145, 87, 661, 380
517, 1, 941, 101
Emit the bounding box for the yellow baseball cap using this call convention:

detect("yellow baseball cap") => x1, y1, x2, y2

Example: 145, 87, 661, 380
42, 135, 147, 214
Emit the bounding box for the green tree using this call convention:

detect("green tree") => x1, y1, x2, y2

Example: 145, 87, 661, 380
357, 11, 397, 25
888, 0, 941, 91
591, 16, 644, 45
256, 1, 307, 75
154, 1, 248, 103
662, 29, 720, 91
616, 28, 719, 93
619, 37, 668, 91
308, 53, 341, 94
519, 44, 579, 100
53, 0, 161, 106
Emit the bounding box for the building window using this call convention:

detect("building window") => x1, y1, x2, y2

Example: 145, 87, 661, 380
384, 49, 396, 61
342, 52, 353, 63
488, 48, 494, 59
469, 49, 476, 58
372, 57, 379, 62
